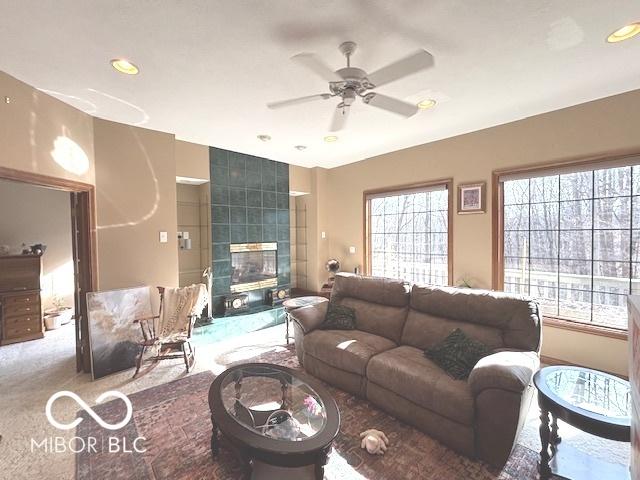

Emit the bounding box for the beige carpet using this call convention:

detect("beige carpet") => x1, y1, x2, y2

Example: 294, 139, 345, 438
0, 322, 630, 479
0, 322, 288, 480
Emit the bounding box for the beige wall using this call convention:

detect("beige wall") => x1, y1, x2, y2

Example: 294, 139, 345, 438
0, 179, 74, 311
93, 118, 179, 292
322, 89, 640, 376
289, 164, 311, 193
0, 71, 95, 185
175, 140, 209, 180
0, 71, 181, 302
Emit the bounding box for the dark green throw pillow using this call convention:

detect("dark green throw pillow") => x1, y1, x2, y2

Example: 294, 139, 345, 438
424, 328, 491, 380
320, 302, 356, 330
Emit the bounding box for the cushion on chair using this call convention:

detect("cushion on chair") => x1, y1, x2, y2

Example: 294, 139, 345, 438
366, 345, 475, 425
303, 329, 396, 376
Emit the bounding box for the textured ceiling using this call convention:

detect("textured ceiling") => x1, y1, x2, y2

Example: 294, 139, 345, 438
1, 1, 639, 168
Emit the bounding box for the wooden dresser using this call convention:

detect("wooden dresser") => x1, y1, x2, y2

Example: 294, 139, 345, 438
0, 255, 44, 345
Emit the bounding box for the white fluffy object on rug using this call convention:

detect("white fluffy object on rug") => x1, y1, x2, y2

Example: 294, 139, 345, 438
359, 429, 389, 455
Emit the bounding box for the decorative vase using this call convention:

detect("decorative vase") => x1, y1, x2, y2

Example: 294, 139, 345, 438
44, 313, 62, 330
44, 307, 73, 325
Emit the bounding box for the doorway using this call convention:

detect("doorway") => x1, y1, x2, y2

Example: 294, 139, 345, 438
0, 167, 96, 373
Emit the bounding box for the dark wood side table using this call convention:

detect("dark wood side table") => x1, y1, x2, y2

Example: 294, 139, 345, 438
283, 296, 328, 345
209, 363, 340, 480
533, 365, 631, 480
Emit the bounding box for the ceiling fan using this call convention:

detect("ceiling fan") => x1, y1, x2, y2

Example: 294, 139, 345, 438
267, 41, 434, 132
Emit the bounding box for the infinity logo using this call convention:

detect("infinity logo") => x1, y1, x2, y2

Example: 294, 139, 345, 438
45, 391, 133, 431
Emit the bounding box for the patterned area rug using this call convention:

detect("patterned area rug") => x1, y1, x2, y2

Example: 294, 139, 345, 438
76, 345, 546, 480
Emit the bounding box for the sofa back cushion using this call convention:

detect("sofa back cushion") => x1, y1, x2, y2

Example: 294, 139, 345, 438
402, 285, 541, 352
331, 273, 410, 343
401, 309, 505, 351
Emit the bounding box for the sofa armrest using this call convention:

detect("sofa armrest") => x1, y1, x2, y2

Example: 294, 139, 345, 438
468, 350, 539, 396
289, 302, 328, 334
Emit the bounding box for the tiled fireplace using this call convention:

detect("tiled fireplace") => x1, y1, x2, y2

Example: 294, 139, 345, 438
209, 147, 290, 316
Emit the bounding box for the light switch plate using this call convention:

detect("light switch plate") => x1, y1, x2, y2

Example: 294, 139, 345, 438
159, 231, 168, 243
321, 231, 326, 239
183, 231, 190, 240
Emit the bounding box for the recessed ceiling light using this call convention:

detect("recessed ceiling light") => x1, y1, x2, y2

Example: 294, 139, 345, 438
607, 23, 640, 43
294, 145, 307, 151
257, 134, 271, 142
324, 135, 338, 143
417, 99, 437, 110
110, 58, 139, 75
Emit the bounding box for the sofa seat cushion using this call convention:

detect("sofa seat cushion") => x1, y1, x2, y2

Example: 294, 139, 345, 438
303, 329, 396, 376
366, 345, 475, 425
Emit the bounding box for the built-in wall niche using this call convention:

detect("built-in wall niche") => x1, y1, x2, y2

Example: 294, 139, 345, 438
176, 181, 211, 288
209, 147, 290, 316
290, 195, 308, 292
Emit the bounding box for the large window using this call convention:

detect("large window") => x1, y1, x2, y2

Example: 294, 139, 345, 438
365, 181, 452, 285
499, 160, 640, 330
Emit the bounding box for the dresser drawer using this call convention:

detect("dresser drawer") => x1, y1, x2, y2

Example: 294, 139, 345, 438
4, 314, 40, 327
4, 320, 42, 340
3, 302, 40, 318
0, 256, 41, 292
3, 292, 39, 306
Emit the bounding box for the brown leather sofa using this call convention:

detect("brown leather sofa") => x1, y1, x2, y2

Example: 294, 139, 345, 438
291, 273, 541, 467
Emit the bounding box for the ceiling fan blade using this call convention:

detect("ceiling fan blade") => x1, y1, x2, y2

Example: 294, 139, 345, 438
365, 93, 418, 117
367, 50, 434, 88
267, 93, 331, 109
329, 105, 350, 132
291, 53, 342, 82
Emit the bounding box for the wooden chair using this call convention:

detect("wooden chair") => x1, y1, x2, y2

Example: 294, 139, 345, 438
133, 287, 197, 377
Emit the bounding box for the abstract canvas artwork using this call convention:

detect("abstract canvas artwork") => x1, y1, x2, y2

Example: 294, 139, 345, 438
87, 286, 152, 379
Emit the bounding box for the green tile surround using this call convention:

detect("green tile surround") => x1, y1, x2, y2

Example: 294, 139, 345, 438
209, 147, 290, 317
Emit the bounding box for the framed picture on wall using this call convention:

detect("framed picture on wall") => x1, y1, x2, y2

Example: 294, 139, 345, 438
457, 182, 486, 214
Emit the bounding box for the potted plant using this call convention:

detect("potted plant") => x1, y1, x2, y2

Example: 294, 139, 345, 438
44, 295, 73, 330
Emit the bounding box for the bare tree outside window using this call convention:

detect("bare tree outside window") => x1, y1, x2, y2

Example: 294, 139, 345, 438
368, 187, 449, 285
503, 164, 640, 330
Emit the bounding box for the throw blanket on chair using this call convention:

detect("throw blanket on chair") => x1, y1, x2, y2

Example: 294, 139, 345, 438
158, 284, 208, 342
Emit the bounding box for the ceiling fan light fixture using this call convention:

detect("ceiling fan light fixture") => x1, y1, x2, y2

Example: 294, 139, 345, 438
110, 58, 139, 75
267, 42, 435, 132
257, 134, 272, 142
294, 145, 307, 151
324, 135, 338, 143
607, 23, 640, 42
417, 99, 437, 110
